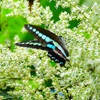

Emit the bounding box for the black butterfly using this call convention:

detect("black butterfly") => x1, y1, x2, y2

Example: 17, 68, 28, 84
27, 0, 39, 12
15, 24, 70, 66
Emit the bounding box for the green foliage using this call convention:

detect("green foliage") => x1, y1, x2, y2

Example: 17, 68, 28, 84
1, 9, 26, 42
40, 0, 71, 22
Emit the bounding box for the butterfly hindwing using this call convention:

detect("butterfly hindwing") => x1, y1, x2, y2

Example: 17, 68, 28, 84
48, 50, 66, 67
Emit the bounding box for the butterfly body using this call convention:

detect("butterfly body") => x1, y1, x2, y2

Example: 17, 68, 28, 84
16, 24, 70, 66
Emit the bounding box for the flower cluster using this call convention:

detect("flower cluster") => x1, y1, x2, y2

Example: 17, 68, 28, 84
1, 0, 100, 99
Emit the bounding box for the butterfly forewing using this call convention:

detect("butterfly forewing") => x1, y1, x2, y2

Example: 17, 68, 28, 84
48, 50, 66, 66
15, 40, 58, 51
24, 24, 69, 58
15, 40, 48, 51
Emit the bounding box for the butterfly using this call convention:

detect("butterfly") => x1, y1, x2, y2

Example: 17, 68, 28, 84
15, 24, 70, 66
27, 0, 39, 12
